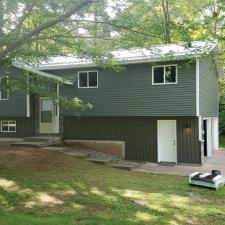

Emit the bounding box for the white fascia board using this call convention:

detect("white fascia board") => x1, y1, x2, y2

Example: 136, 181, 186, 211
37, 54, 201, 70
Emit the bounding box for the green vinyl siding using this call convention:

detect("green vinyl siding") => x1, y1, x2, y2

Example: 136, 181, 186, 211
199, 55, 219, 117
0, 66, 28, 117
46, 61, 196, 117
64, 116, 201, 164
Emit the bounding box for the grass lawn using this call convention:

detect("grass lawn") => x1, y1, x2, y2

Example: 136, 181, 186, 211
0, 147, 225, 225
220, 135, 225, 148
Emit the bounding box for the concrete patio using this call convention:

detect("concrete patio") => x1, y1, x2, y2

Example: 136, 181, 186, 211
133, 150, 225, 176
40, 146, 225, 176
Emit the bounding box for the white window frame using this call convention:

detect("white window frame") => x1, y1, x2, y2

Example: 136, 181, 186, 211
152, 64, 178, 85
1, 120, 16, 133
0, 77, 9, 100
78, 70, 98, 89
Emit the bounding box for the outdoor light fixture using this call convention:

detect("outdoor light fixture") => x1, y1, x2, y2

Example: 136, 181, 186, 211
185, 121, 191, 129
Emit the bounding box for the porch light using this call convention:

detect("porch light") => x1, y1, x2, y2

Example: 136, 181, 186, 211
185, 121, 191, 129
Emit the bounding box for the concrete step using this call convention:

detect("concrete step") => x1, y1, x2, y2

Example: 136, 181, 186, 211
23, 136, 62, 145
108, 161, 140, 171
85, 156, 116, 165
63, 151, 90, 158
41, 146, 69, 152
12, 141, 50, 148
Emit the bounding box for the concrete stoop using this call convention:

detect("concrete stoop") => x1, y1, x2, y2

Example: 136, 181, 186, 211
12, 136, 62, 148
12, 141, 50, 148
63, 149, 91, 158
108, 160, 140, 171
85, 157, 116, 165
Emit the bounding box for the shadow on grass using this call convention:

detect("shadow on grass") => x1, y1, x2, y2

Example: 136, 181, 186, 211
0, 149, 225, 225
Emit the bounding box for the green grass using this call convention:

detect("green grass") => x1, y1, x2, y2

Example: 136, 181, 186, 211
0, 147, 225, 225
220, 135, 225, 148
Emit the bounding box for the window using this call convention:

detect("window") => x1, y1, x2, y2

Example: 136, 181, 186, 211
1, 120, 16, 133
152, 65, 177, 85
0, 77, 9, 100
78, 71, 98, 88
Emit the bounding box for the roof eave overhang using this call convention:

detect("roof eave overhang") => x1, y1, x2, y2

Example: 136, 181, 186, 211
37, 54, 202, 71
13, 61, 73, 85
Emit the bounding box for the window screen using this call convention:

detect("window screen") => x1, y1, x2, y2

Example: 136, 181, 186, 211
79, 72, 88, 87
153, 67, 164, 84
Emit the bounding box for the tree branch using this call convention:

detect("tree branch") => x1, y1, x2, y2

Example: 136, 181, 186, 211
0, 0, 99, 59
68, 19, 162, 38
32, 34, 112, 41
6, 2, 37, 38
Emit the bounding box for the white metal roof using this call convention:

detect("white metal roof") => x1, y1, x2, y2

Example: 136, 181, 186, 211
36, 40, 219, 70
13, 61, 73, 85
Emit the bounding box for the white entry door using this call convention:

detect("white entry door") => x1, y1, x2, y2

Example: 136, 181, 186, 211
157, 120, 177, 163
39, 97, 59, 134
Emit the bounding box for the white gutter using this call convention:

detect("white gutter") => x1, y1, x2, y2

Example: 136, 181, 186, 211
196, 57, 203, 142
36, 54, 205, 71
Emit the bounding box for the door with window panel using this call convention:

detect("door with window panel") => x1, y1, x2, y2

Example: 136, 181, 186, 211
39, 98, 59, 134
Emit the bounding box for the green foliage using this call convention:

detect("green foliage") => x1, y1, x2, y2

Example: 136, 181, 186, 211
7, 70, 93, 113
219, 80, 225, 134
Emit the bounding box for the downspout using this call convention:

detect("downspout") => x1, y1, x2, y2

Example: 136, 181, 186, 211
196, 57, 201, 140
196, 57, 203, 164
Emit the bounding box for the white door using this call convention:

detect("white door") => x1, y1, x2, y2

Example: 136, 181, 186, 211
39, 97, 59, 134
157, 120, 177, 163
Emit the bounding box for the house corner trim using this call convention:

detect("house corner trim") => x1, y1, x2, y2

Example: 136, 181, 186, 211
196, 58, 200, 117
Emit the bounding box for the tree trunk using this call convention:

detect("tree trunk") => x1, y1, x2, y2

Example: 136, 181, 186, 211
0, 0, 4, 52
162, 0, 171, 44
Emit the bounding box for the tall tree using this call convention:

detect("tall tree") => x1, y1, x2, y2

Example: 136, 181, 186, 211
162, 0, 171, 44
0, 0, 112, 63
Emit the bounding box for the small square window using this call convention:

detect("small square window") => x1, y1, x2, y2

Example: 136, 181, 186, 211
1, 120, 16, 133
153, 65, 177, 85
78, 71, 98, 88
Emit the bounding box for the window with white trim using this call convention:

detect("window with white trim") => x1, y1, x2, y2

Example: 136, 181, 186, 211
78, 71, 98, 88
1, 120, 16, 132
0, 77, 9, 100
153, 65, 177, 85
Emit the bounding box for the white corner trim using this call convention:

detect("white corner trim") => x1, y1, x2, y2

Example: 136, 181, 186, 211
196, 58, 200, 116
198, 116, 202, 141
26, 94, 30, 117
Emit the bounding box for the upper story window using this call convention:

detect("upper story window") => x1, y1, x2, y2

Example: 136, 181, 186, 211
152, 65, 177, 85
78, 71, 98, 88
0, 77, 9, 100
